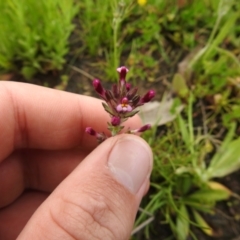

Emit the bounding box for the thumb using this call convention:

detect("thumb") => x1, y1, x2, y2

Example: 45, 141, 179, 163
17, 134, 153, 240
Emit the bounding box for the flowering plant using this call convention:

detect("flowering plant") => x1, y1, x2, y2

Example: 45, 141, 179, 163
86, 66, 155, 143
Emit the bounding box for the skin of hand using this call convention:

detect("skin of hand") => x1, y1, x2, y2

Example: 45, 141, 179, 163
0, 81, 153, 240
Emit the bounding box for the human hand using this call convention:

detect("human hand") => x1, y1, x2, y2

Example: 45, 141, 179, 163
0, 82, 153, 240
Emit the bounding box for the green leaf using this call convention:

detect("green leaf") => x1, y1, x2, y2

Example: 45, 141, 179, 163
219, 122, 236, 150
172, 73, 189, 98
183, 200, 213, 213
217, 0, 234, 17
176, 204, 189, 240
192, 210, 214, 236
123, 110, 139, 118
207, 181, 232, 196
203, 12, 238, 60
207, 137, 240, 179
177, 114, 190, 147
102, 102, 114, 115
186, 189, 230, 203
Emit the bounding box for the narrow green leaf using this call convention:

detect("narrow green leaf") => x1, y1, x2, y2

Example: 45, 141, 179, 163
207, 181, 232, 196
207, 137, 240, 179
102, 102, 114, 115
177, 114, 190, 147
192, 210, 214, 236
187, 189, 230, 203
176, 204, 190, 240
183, 200, 213, 213
217, 0, 234, 17
124, 110, 139, 118
203, 12, 238, 60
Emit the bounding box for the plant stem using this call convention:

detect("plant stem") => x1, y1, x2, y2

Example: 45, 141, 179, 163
188, 0, 225, 68
113, 17, 120, 72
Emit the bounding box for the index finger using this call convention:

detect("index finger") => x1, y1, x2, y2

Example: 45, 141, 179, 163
0, 81, 141, 160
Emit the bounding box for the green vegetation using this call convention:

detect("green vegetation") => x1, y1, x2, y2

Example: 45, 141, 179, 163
132, 1, 240, 238
0, 0, 78, 79
1, 0, 240, 238
136, 98, 240, 239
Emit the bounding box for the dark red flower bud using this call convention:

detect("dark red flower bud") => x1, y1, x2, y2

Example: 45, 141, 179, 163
140, 90, 155, 103
111, 116, 121, 126
93, 79, 105, 96
126, 83, 131, 91
85, 127, 96, 136
117, 66, 129, 86
131, 124, 151, 133
138, 124, 151, 132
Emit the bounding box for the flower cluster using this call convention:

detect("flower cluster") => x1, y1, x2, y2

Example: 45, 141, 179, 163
86, 66, 155, 143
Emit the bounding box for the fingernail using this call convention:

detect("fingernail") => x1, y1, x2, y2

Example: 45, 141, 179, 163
108, 136, 152, 194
